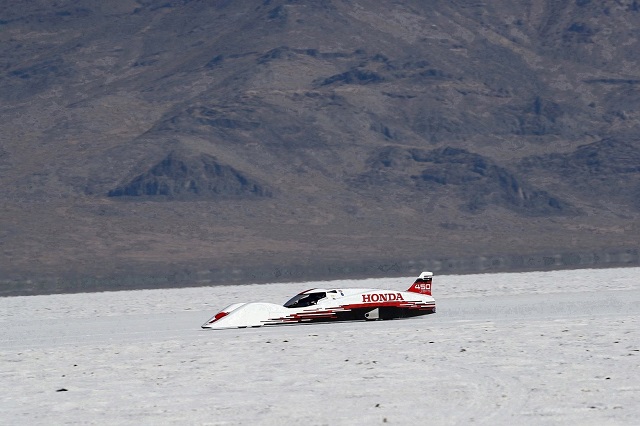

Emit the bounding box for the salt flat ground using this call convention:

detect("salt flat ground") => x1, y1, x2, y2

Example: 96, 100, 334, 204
1, 268, 639, 425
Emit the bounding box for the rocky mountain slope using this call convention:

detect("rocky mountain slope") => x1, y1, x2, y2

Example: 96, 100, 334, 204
1, 0, 639, 294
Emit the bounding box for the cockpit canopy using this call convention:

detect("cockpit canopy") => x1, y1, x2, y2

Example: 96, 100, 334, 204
284, 291, 327, 308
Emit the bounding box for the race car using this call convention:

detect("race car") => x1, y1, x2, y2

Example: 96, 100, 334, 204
201, 271, 436, 329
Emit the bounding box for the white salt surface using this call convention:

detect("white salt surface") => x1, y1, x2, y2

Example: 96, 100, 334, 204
1, 267, 639, 425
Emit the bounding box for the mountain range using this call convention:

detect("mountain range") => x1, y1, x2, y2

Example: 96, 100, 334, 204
1, 0, 639, 294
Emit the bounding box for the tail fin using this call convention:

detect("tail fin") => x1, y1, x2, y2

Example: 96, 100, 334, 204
407, 271, 432, 296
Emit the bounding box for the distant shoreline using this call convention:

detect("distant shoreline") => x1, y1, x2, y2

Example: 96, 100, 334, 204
1, 246, 637, 297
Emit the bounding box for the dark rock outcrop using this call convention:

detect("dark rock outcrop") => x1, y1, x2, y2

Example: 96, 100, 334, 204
519, 138, 640, 209
520, 138, 640, 176
358, 146, 573, 215
108, 151, 271, 199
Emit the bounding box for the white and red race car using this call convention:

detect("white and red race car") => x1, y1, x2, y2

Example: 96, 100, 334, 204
201, 272, 436, 329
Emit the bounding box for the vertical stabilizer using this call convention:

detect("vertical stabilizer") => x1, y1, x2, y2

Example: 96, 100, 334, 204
407, 272, 432, 296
